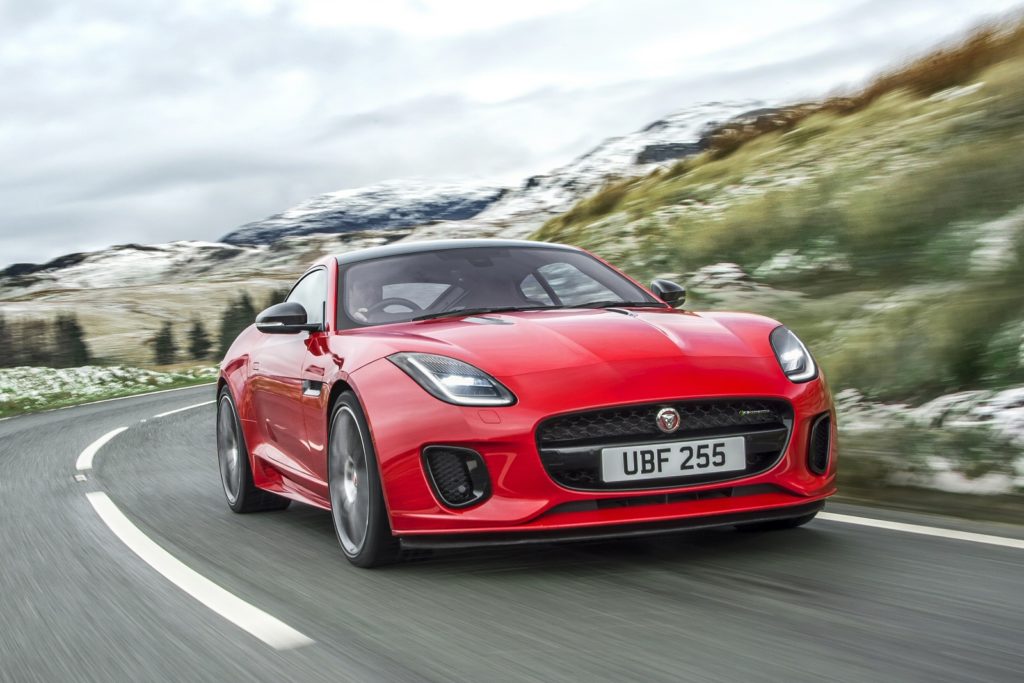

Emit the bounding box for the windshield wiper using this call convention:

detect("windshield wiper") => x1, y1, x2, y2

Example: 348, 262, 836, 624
573, 300, 668, 309
412, 305, 558, 321
413, 301, 665, 321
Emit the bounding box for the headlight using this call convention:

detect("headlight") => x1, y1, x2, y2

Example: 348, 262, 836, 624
388, 352, 516, 406
769, 326, 817, 382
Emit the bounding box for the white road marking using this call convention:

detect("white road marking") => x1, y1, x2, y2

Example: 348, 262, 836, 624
1, 382, 216, 422
75, 427, 129, 471
51, 382, 216, 412
86, 492, 314, 650
74, 474, 88, 482
819, 512, 1024, 550
153, 400, 215, 419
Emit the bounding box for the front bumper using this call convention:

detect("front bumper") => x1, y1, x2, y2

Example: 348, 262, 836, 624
351, 356, 837, 538
400, 500, 826, 549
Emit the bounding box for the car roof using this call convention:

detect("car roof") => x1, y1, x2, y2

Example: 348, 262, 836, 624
334, 238, 580, 266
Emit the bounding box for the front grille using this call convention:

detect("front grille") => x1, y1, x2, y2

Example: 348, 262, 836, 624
423, 446, 491, 508
807, 414, 831, 475
538, 399, 788, 445
536, 398, 793, 491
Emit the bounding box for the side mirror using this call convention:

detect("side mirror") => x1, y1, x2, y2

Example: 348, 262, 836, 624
650, 279, 686, 307
256, 301, 321, 334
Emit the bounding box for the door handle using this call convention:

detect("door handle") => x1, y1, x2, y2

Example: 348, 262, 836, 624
252, 360, 261, 371
302, 380, 324, 397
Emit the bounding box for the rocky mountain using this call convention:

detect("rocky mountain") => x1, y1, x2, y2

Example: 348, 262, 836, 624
220, 181, 506, 245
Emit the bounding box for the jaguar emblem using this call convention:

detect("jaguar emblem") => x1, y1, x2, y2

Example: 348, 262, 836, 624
655, 407, 681, 434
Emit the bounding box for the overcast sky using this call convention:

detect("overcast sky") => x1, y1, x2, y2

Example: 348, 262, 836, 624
1, 0, 1020, 267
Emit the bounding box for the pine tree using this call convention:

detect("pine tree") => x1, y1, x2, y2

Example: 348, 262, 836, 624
53, 314, 91, 367
261, 287, 290, 313
15, 319, 55, 366
0, 315, 10, 368
218, 293, 258, 357
187, 319, 212, 361
153, 321, 177, 365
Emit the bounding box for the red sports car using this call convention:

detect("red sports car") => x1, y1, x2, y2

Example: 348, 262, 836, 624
217, 239, 836, 567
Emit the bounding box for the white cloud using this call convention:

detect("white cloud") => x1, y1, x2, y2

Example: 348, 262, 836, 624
0, 0, 1021, 266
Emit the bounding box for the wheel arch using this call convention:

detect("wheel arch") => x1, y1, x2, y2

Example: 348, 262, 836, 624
325, 376, 397, 526
326, 377, 355, 425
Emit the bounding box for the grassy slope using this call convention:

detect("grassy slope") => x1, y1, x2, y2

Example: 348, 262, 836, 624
0, 365, 217, 418
533, 22, 1024, 513
536, 31, 1024, 404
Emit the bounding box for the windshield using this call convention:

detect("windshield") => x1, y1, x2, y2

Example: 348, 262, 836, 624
338, 246, 661, 327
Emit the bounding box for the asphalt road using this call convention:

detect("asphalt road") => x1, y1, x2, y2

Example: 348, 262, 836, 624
1, 385, 1022, 682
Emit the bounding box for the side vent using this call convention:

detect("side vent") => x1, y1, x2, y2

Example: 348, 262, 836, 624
807, 414, 832, 475
423, 447, 491, 508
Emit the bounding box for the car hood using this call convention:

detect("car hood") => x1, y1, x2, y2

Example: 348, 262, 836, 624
355, 308, 779, 379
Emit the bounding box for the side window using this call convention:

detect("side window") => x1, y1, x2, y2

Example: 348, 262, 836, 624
519, 273, 553, 305
287, 269, 327, 325
535, 262, 616, 305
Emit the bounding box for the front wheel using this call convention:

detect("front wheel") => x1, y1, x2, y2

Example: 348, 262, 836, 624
216, 387, 290, 513
328, 392, 399, 568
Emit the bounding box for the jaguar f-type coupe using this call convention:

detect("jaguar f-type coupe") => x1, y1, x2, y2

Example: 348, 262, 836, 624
217, 239, 836, 566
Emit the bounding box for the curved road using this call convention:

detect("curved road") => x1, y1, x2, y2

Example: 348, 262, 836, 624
1, 385, 1022, 682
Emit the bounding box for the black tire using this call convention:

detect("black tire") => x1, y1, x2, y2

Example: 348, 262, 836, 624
216, 387, 291, 513
328, 391, 399, 568
736, 511, 817, 532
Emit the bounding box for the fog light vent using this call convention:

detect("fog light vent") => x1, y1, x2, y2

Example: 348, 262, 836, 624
423, 447, 490, 508
807, 414, 831, 475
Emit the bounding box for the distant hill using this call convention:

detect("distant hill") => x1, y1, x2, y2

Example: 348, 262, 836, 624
219, 181, 506, 245
0, 99, 757, 362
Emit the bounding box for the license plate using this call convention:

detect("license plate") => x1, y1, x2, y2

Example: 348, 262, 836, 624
601, 436, 746, 483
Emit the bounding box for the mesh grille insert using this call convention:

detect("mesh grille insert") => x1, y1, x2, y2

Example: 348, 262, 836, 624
807, 414, 831, 475
423, 447, 490, 508
538, 399, 788, 446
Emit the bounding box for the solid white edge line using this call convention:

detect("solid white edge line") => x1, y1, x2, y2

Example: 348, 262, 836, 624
53, 382, 217, 411
85, 492, 314, 650
153, 400, 216, 419
3, 382, 216, 422
818, 512, 1024, 550
76, 427, 129, 471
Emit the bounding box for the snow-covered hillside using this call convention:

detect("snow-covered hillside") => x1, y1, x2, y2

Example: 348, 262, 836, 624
408, 100, 764, 242
218, 99, 762, 246
483, 100, 763, 224
221, 181, 505, 245
0, 231, 408, 297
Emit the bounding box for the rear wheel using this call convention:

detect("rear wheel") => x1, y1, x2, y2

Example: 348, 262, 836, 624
736, 511, 817, 532
328, 392, 399, 568
216, 387, 290, 513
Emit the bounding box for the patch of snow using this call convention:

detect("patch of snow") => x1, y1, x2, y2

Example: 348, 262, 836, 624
969, 205, 1024, 273
754, 244, 851, 280
221, 180, 506, 245
927, 82, 985, 103
0, 366, 217, 414
891, 467, 1019, 495
834, 388, 913, 431
686, 263, 759, 291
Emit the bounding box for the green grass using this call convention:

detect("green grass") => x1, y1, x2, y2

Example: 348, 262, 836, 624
534, 50, 1024, 404
0, 372, 216, 418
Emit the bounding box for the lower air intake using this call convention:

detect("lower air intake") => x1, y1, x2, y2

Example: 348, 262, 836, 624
423, 446, 490, 508
807, 414, 831, 475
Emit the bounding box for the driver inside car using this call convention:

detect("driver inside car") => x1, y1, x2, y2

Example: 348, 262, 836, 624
348, 279, 378, 323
